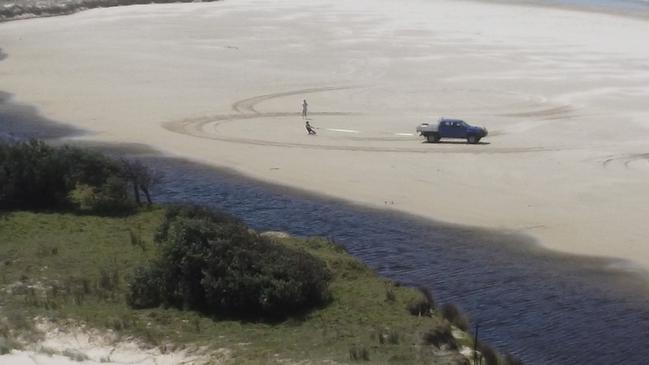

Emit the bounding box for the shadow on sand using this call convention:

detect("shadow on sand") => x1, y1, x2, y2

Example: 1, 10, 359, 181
422, 140, 491, 145
0, 48, 83, 140
0, 90, 84, 141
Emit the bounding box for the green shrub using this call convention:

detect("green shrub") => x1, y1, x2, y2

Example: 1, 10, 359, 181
126, 264, 167, 309
385, 286, 396, 302
479, 343, 498, 365
407, 287, 435, 317
154, 204, 241, 243
440, 303, 469, 331
128, 205, 331, 318
422, 324, 457, 350
68, 184, 98, 210
0, 140, 132, 212
94, 176, 132, 213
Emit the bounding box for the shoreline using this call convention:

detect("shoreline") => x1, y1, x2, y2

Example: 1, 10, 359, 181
1, 113, 644, 283
466, 0, 649, 21
4, 116, 647, 298
15, 129, 645, 294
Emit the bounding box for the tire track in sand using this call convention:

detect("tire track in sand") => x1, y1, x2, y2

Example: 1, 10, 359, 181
231, 86, 354, 114
164, 87, 567, 154
601, 153, 649, 171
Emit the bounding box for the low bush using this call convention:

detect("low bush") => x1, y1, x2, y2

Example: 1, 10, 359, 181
407, 287, 435, 317
128, 205, 331, 318
68, 178, 131, 214
385, 284, 396, 302
479, 342, 498, 365
0, 140, 132, 212
153, 204, 241, 243
440, 303, 470, 331
0, 337, 11, 355
126, 264, 167, 309
422, 324, 457, 350
349, 346, 370, 361
0, 140, 160, 213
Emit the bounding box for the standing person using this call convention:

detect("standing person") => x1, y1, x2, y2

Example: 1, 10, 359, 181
302, 99, 308, 119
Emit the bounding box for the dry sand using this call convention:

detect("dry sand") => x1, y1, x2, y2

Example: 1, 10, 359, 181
2, 320, 226, 365
1, 0, 649, 272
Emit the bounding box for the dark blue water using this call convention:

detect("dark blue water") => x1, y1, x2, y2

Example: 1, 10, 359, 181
557, 0, 649, 11
145, 156, 649, 365
506, 0, 649, 15
489, 0, 649, 17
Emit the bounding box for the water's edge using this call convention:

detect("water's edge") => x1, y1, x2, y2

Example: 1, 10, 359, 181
469, 0, 649, 21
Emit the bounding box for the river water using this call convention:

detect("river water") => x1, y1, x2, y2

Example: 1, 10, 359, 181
493, 0, 649, 15
138, 155, 649, 365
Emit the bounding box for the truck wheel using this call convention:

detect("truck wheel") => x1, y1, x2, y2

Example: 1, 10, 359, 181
427, 134, 440, 143
467, 136, 478, 144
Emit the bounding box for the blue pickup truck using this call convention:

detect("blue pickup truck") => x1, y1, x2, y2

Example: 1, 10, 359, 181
416, 118, 488, 144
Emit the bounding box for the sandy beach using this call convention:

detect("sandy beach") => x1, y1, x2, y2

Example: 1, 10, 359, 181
1, 0, 649, 271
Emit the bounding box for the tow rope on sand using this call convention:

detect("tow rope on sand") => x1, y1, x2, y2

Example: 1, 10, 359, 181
327, 128, 360, 133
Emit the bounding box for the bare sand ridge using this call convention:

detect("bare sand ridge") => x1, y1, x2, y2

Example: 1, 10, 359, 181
1, 0, 649, 271
2, 320, 225, 364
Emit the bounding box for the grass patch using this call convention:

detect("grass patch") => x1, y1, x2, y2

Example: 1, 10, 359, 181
0, 208, 473, 364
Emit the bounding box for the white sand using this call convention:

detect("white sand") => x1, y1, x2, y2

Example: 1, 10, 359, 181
1, 0, 649, 271
1, 321, 226, 364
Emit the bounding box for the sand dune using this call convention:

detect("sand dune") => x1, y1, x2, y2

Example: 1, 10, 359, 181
1, 0, 649, 272
2, 320, 223, 365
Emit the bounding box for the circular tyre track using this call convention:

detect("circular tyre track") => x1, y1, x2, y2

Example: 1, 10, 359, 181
163, 87, 565, 154
601, 153, 649, 170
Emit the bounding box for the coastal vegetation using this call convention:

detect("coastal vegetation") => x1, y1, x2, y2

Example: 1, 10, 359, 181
0, 209, 474, 363
0, 140, 524, 364
127, 205, 332, 319
0, 0, 220, 22
0, 139, 159, 212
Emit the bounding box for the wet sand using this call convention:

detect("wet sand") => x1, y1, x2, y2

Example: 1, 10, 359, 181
1, 0, 649, 271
